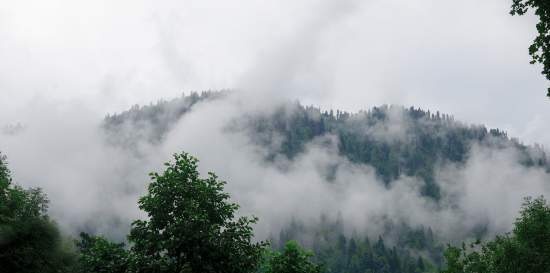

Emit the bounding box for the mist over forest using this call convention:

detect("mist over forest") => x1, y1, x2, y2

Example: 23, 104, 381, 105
2, 0, 550, 273
3, 90, 550, 272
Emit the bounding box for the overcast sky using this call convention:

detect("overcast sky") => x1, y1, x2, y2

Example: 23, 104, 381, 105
3, 0, 550, 239
1, 0, 549, 146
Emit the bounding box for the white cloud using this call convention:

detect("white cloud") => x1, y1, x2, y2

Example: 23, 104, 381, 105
1, 0, 550, 242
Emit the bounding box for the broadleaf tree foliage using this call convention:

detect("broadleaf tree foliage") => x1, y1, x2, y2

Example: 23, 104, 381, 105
262, 240, 322, 273
127, 152, 268, 273
3, 100, 550, 273
442, 196, 550, 273
510, 0, 550, 96
0, 153, 77, 273
77, 232, 130, 273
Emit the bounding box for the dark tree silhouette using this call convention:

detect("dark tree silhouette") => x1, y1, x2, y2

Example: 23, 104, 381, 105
511, 0, 550, 96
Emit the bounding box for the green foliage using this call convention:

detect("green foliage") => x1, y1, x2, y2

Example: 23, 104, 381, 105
263, 241, 322, 273
127, 152, 267, 273
75, 152, 352, 273
105, 94, 550, 200
77, 233, 129, 273
0, 153, 77, 273
275, 218, 439, 273
246, 104, 546, 200
442, 196, 550, 273
0, 153, 10, 187
511, 0, 550, 96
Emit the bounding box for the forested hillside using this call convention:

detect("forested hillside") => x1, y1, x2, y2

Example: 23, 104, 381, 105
105, 91, 549, 200
273, 218, 443, 273
3, 0, 550, 271
103, 91, 226, 147
2, 91, 550, 272
97, 91, 550, 272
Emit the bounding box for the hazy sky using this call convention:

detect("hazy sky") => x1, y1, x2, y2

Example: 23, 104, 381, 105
2, 0, 550, 240
1, 0, 549, 145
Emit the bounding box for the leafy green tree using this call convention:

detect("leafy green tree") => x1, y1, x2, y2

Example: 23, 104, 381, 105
76, 232, 129, 273
127, 152, 267, 273
442, 196, 550, 273
511, 0, 550, 96
265, 240, 322, 273
0, 152, 77, 273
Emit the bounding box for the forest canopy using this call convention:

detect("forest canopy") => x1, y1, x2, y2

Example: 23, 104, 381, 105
442, 196, 550, 273
1, 148, 549, 272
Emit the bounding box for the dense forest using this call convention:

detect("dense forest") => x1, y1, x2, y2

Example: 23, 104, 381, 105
273, 219, 443, 273
0, 0, 550, 273
2, 93, 550, 273
3, 0, 550, 272
91, 91, 550, 272
2, 150, 439, 273
2, 148, 550, 273
105, 91, 548, 200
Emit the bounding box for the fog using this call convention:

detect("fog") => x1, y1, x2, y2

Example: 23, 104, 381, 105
1, 0, 550, 243
1, 93, 550, 244
1, 0, 549, 144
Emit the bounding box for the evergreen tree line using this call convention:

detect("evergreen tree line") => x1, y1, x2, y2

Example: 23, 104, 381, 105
0, 151, 319, 273
105, 92, 549, 201
274, 222, 442, 273
243, 103, 548, 200
2, 150, 550, 272
4, 1, 550, 269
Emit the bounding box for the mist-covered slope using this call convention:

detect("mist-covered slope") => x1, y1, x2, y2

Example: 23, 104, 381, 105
104, 91, 548, 200
103, 91, 226, 147
99, 91, 550, 271
2, 90, 549, 273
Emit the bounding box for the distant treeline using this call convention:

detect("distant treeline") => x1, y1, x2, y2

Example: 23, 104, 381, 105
2, 150, 550, 273
3, 88, 550, 272
105, 91, 549, 200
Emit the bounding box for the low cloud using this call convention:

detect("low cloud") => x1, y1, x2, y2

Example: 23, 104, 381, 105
1, 0, 550, 245
2, 93, 546, 244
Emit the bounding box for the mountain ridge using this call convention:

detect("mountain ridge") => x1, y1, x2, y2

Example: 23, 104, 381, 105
103, 91, 549, 200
